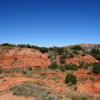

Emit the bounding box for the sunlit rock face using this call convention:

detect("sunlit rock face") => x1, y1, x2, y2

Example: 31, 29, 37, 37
0, 48, 50, 69
65, 54, 99, 66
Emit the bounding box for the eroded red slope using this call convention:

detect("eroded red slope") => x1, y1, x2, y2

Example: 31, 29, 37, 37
0, 48, 50, 69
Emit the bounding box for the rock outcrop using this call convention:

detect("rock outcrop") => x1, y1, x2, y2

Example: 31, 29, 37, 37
65, 54, 99, 66
0, 48, 50, 69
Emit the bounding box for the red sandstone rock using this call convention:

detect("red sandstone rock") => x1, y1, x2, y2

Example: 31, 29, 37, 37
0, 48, 50, 69
65, 54, 99, 66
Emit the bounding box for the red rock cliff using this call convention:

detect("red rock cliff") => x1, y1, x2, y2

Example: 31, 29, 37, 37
0, 48, 50, 69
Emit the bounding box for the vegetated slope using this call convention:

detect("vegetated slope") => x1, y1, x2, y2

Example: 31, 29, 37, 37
0, 43, 100, 69
0, 44, 100, 100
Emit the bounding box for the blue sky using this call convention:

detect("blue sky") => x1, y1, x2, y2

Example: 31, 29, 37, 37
0, 0, 100, 47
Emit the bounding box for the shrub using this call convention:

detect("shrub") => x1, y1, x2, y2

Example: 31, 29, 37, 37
58, 65, 66, 72
90, 48, 100, 60
48, 95, 59, 100
55, 47, 64, 55
67, 91, 94, 100
22, 70, 33, 77
69, 53, 74, 58
0, 68, 3, 74
48, 62, 58, 69
71, 45, 83, 50
65, 73, 77, 85
73, 50, 79, 54
64, 64, 78, 70
20, 44, 31, 48
60, 51, 68, 64
48, 47, 65, 55
10, 83, 52, 100
39, 47, 48, 53
1, 68, 22, 74
60, 55, 66, 64
1, 43, 15, 47
30, 45, 40, 49
79, 61, 89, 69
79, 61, 84, 68
92, 63, 100, 74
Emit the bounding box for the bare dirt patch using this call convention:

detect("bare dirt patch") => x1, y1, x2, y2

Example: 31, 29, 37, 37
0, 92, 34, 100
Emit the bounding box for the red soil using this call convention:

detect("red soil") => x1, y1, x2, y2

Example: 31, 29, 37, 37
65, 55, 99, 66
74, 69, 100, 95
78, 81, 100, 95
0, 74, 67, 95
74, 69, 91, 78
0, 92, 34, 100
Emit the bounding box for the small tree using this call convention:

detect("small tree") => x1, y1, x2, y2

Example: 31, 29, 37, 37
92, 63, 100, 74
58, 65, 66, 72
48, 62, 58, 69
90, 48, 100, 61
60, 51, 68, 64
60, 55, 66, 64
65, 73, 77, 85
